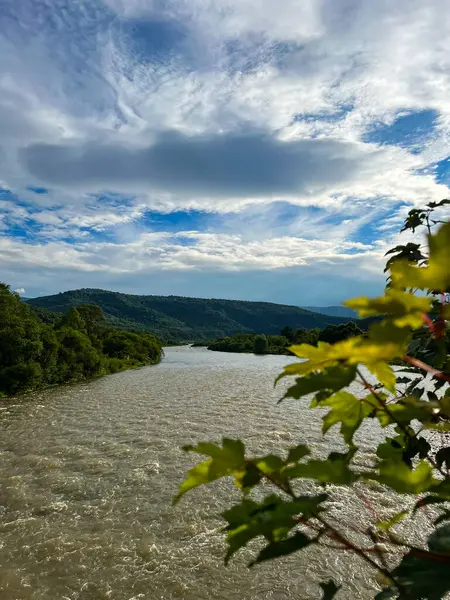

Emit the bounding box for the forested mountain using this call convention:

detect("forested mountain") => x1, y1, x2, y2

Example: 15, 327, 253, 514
303, 305, 357, 318
27, 289, 354, 342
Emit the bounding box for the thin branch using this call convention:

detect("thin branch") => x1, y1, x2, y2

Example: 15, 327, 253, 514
256, 464, 405, 596
403, 356, 450, 383
316, 515, 406, 595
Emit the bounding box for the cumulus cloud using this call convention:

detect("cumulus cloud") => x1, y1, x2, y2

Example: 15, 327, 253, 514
0, 229, 381, 274
13, 287, 25, 295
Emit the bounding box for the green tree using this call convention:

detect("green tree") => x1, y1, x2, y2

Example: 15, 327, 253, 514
58, 307, 86, 331
281, 326, 295, 342
318, 322, 363, 344
76, 304, 105, 335
0, 284, 162, 396
254, 334, 269, 354
0, 284, 45, 394
176, 200, 450, 600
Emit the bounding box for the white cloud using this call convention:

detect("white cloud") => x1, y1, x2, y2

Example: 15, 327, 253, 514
0, 230, 381, 274
0, 0, 449, 299
13, 287, 25, 295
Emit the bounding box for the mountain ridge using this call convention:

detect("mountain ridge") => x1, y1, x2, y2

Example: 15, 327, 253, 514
302, 305, 357, 318
27, 288, 357, 342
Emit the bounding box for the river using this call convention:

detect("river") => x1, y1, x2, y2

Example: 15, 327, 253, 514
0, 347, 430, 600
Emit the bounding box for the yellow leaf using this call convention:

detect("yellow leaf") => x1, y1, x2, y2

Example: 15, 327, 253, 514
284, 333, 407, 385
344, 290, 430, 326
390, 222, 450, 292
367, 362, 396, 394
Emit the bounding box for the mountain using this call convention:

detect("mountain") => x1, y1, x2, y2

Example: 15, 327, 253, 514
303, 305, 357, 319
27, 289, 356, 342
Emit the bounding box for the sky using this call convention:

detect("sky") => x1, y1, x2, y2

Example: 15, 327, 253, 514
1, 0, 450, 305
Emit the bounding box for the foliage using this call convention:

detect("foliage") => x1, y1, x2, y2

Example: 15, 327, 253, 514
27, 289, 367, 343
208, 324, 363, 355
176, 201, 450, 599
253, 334, 269, 354
0, 287, 162, 397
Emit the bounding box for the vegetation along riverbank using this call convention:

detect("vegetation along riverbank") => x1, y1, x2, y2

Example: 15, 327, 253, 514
0, 283, 162, 397
206, 322, 364, 355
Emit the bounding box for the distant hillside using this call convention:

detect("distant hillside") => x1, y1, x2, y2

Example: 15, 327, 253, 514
27, 289, 356, 342
303, 305, 357, 319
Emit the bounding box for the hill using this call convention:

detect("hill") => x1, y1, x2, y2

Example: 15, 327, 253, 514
27, 289, 356, 342
303, 305, 357, 319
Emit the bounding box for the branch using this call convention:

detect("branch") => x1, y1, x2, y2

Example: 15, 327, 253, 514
316, 515, 407, 595
255, 464, 406, 596
403, 356, 450, 383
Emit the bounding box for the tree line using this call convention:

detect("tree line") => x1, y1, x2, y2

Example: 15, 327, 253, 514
0, 283, 162, 397
206, 321, 364, 355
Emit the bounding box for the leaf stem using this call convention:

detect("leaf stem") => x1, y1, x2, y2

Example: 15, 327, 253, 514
257, 465, 406, 596
315, 514, 407, 596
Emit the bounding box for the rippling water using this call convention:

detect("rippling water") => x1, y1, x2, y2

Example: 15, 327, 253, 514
0, 347, 431, 600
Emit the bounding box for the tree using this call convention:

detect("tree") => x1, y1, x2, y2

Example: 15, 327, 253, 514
175, 200, 450, 600
0, 284, 162, 396
318, 322, 363, 344
281, 326, 295, 342
58, 307, 86, 331
253, 334, 269, 354
76, 304, 105, 335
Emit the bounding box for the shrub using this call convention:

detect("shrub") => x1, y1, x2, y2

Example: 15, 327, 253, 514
175, 200, 450, 600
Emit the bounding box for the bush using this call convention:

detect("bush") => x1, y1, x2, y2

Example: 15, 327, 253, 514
175, 200, 450, 600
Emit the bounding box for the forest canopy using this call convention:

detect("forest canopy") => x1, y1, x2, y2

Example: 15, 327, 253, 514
0, 284, 162, 397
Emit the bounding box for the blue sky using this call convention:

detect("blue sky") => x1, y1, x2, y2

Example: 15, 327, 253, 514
0, 0, 449, 304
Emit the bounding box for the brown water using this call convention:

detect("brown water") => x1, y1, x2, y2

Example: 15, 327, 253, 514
0, 347, 429, 600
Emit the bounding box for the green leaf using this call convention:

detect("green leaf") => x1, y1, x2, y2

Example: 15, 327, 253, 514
183, 438, 245, 463
436, 447, 450, 471
320, 580, 342, 600
434, 510, 450, 526
239, 462, 262, 491
285, 452, 356, 485
251, 531, 312, 565
377, 435, 405, 460
174, 438, 246, 503
390, 546, 450, 599
431, 478, 450, 499
428, 523, 450, 553
256, 454, 285, 474
222, 494, 327, 564
282, 329, 408, 386
282, 365, 357, 403
372, 460, 437, 494
254, 454, 289, 489
376, 510, 408, 531
286, 444, 310, 463
388, 524, 450, 599
174, 459, 226, 503
369, 320, 412, 347
376, 430, 430, 468
374, 589, 397, 600
320, 391, 376, 444
376, 398, 438, 428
